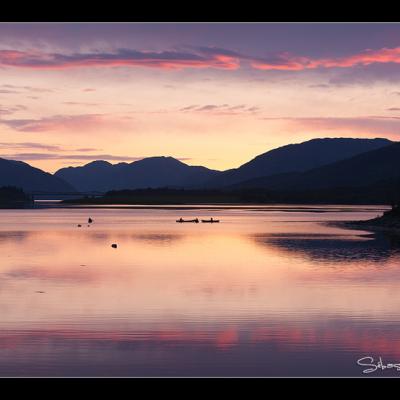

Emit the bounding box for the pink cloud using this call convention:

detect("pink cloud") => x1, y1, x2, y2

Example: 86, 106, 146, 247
0, 104, 26, 115
0, 84, 53, 93
179, 103, 260, 115
2, 45, 400, 73
0, 48, 240, 71
0, 113, 127, 132
261, 115, 400, 136
252, 46, 400, 71
0, 142, 100, 152
0, 153, 146, 161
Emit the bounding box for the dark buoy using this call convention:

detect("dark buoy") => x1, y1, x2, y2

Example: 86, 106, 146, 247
77, 224, 82, 227
88, 217, 93, 223
111, 243, 117, 248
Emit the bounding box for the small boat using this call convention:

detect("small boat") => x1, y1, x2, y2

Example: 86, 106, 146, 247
176, 218, 199, 223
201, 218, 220, 223
88, 217, 93, 223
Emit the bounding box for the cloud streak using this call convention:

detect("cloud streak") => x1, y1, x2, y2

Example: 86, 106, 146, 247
0, 114, 115, 132
261, 115, 400, 135
2, 45, 400, 74
0, 152, 192, 163
179, 103, 260, 115
0, 142, 99, 152
0, 104, 26, 115
0, 153, 145, 161
252, 46, 400, 71
63, 101, 100, 107
0, 48, 240, 71
0, 84, 53, 93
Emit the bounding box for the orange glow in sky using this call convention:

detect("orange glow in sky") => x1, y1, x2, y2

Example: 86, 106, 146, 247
1, 23, 400, 173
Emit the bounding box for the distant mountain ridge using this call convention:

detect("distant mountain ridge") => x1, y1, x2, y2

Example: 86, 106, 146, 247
230, 142, 400, 193
2, 137, 397, 200
204, 137, 392, 188
54, 156, 222, 192
0, 158, 75, 193
54, 138, 392, 192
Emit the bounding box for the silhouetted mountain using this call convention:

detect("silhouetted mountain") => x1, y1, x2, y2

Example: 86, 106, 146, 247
61, 141, 400, 205
0, 158, 75, 193
230, 142, 400, 204
205, 137, 392, 188
55, 156, 221, 192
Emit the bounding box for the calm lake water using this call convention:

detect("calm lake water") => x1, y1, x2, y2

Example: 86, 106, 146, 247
1, 204, 400, 377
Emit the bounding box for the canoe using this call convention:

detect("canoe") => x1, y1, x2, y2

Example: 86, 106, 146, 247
176, 219, 199, 223
201, 219, 220, 223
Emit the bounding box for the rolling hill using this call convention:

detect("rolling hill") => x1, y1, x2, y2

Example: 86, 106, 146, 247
204, 137, 392, 188
229, 142, 400, 203
54, 156, 221, 192
0, 158, 75, 193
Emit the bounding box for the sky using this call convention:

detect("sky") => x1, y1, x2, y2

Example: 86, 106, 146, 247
1, 23, 400, 173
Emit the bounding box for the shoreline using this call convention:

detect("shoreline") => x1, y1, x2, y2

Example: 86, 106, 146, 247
330, 219, 400, 235
35, 203, 389, 212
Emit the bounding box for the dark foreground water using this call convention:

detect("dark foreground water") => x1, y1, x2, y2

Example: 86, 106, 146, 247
1, 204, 399, 377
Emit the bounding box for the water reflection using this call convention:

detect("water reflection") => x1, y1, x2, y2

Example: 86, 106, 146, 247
0, 206, 400, 376
253, 231, 400, 265
70, 231, 184, 245
0, 231, 32, 243
1, 320, 399, 376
